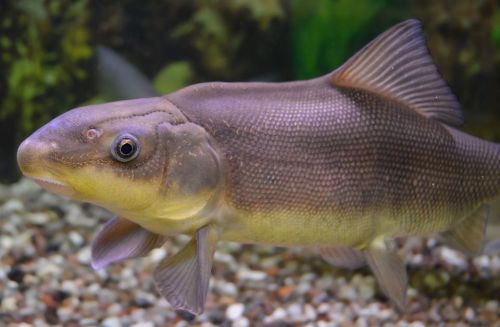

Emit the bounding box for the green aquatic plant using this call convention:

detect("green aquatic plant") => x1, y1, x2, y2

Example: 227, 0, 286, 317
172, 0, 285, 79
0, 0, 93, 136
289, 0, 392, 79
153, 61, 194, 95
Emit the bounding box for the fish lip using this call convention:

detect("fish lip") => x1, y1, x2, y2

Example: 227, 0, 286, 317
30, 176, 75, 197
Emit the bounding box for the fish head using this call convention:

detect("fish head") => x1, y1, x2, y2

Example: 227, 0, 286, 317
17, 97, 223, 229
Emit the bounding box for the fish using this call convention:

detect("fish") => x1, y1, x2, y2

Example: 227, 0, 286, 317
96, 45, 158, 101
16, 19, 498, 318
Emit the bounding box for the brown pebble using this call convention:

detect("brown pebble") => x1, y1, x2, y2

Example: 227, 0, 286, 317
277, 285, 295, 300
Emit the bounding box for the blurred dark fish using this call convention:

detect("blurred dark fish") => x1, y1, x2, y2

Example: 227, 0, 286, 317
96, 46, 158, 100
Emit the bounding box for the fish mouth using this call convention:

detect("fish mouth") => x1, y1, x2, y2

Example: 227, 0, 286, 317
31, 177, 75, 197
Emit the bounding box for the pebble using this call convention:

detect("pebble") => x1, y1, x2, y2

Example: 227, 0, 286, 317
25, 212, 50, 225
304, 304, 317, 321
485, 300, 498, 312
226, 303, 245, 320
69, 231, 85, 247
233, 317, 250, 327
213, 280, 238, 297
264, 307, 287, 323
107, 303, 123, 316
315, 275, 334, 289
338, 284, 357, 301
149, 247, 166, 262
103, 319, 123, 327
260, 255, 282, 270
0, 179, 499, 326
77, 246, 91, 264
37, 258, 63, 277
57, 306, 74, 323
287, 303, 303, 321
440, 247, 466, 269
131, 322, 154, 327
1, 198, 24, 212
1, 296, 17, 311
236, 269, 267, 282
464, 307, 475, 321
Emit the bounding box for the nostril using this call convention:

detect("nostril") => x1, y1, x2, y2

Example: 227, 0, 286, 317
49, 141, 59, 151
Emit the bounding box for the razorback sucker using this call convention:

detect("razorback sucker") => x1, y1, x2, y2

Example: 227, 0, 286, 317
17, 20, 498, 317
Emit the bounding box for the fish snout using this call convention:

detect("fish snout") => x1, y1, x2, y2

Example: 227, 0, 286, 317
17, 137, 58, 176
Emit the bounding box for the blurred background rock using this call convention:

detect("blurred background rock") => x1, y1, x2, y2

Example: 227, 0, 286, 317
1, 0, 499, 182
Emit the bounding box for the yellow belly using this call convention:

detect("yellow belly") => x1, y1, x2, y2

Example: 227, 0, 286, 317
220, 210, 375, 247
219, 205, 465, 248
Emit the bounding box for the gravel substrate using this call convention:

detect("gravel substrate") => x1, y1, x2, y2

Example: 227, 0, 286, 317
0, 179, 499, 326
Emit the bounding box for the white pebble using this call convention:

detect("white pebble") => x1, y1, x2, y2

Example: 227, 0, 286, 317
317, 303, 330, 314
131, 322, 154, 327
237, 269, 267, 282
69, 231, 85, 246
107, 303, 123, 316
315, 275, 334, 289
356, 317, 368, 327
440, 247, 466, 268
233, 317, 249, 327
287, 303, 303, 321
1, 198, 24, 212
102, 320, 121, 327
304, 304, 317, 321
1, 297, 17, 311
37, 259, 62, 277
473, 255, 490, 270
77, 246, 92, 264
296, 281, 311, 294
485, 300, 498, 312
264, 307, 287, 323
464, 307, 475, 321
25, 212, 50, 225
226, 303, 245, 320
213, 280, 238, 297
57, 307, 74, 323
61, 280, 79, 295
338, 284, 357, 301
149, 248, 166, 262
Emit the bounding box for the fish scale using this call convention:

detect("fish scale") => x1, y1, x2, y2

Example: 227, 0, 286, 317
168, 84, 499, 243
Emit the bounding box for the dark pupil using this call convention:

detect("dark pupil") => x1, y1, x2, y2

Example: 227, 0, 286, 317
119, 141, 134, 157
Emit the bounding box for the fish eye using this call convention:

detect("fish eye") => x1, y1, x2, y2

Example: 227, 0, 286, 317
111, 134, 140, 162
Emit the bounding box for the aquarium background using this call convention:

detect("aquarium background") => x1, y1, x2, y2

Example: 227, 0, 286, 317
0, 0, 499, 326
1, 0, 500, 182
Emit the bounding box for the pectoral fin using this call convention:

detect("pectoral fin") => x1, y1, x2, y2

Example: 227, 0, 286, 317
153, 225, 219, 319
364, 238, 407, 311
318, 246, 366, 269
441, 205, 490, 256
91, 216, 167, 270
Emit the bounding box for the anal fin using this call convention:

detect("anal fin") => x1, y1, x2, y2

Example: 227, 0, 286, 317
318, 246, 365, 269
364, 237, 407, 311
153, 225, 219, 317
441, 205, 490, 256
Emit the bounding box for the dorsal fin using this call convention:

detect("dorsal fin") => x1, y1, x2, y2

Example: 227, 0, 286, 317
330, 19, 463, 126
